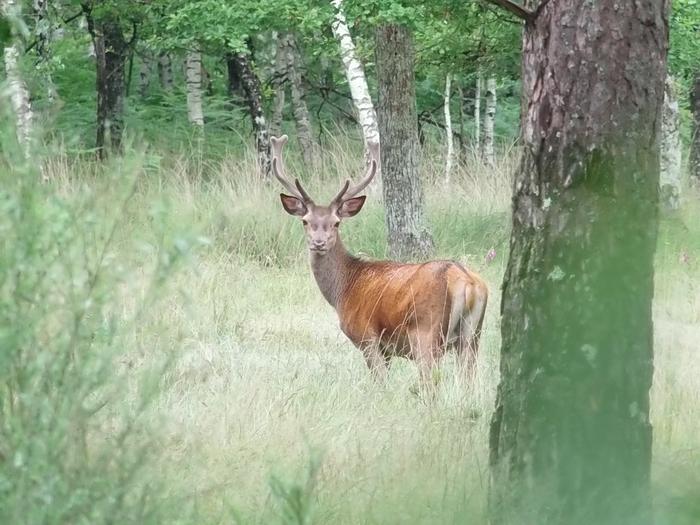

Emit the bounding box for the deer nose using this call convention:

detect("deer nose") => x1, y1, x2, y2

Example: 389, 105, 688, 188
312, 240, 326, 249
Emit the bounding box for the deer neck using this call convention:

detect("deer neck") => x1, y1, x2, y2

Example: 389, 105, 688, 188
309, 237, 354, 309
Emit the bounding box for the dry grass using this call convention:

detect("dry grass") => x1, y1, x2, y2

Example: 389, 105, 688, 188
34, 142, 700, 524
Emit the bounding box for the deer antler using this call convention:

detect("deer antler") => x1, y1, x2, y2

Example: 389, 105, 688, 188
332, 141, 380, 205
271, 135, 314, 203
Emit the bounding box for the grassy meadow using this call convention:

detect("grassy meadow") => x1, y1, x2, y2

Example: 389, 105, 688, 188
1, 131, 699, 524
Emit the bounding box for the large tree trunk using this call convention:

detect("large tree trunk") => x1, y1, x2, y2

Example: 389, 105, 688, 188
185, 47, 204, 128
690, 70, 700, 185
376, 24, 433, 260
2, 0, 33, 158
488, 1, 667, 524
482, 76, 496, 166
232, 52, 270, 178
444, 73, 454, 183
660, 75, 681, 209
84, 8, 127, 158
331, 0, 380, 157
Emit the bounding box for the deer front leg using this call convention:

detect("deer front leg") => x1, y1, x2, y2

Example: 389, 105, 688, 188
360, 342, 388, 383
409, 330, 439, 399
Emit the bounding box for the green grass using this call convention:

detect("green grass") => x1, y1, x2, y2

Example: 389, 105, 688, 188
1, 133, 699, 524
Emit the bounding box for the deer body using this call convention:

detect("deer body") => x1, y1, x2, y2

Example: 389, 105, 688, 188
272, 135, 488, 387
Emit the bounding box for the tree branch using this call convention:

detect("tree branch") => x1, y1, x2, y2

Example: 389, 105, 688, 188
482, 0, 533, 22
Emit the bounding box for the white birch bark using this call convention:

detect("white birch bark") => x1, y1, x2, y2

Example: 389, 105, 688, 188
474, 71, 481, 147
330, 0, 380, 154
185, 47, 204, 127
2, 0, 33, 157
483, 76, 496, 167
444, 73, 454, 183
660, 75, 681, 209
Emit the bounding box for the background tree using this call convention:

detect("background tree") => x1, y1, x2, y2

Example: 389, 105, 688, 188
376, 22, 433, 259
488, 2, 668, 525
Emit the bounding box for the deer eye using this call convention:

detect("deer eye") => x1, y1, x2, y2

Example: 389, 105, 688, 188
302, 220, 308, 226
333, 222, 340, 228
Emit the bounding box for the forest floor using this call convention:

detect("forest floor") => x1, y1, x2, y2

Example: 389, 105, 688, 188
6, 144, 699, 524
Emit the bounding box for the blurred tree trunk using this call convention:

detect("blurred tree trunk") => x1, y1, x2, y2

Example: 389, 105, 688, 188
2, 0, 33, 158
83, 6, 127, 158
185, 46, 204, 128
483, 76, 496, 166
488, 1, 667, 524
32, 0, 57, 103
138, 54, 152, 98
270, 32, 287, 138
331, 0, 380, 159
660, 75, 681, 209
457, 83, 466, 162
158, 53, 173, 92
376, 24, 433, 260
444, 73, 454, 183
474, 70, 481, 148
285, 34, 317, 168
232, 51, 270, 178
691, 70, 700, 185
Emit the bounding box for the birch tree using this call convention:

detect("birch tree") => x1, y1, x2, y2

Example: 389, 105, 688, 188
185, 46, 204, 127
330, 0, 380, 156
444, 73, 454, 183
483, 75, 496, 167
474, 71, 481, 147
2, 0, 33, 157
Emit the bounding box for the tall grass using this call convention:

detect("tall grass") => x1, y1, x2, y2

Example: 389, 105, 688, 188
2, 122, 699, 524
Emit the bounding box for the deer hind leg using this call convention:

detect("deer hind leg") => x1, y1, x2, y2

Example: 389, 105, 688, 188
360, 341, 389, 383
457, 283, 488, 383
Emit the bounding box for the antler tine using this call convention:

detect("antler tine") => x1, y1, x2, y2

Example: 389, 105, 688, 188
271, 135, 313, 203
330, 180, 351, 207
342, 142, 380, 200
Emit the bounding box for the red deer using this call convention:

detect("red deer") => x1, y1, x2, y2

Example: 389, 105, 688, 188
272, 135, 488, 389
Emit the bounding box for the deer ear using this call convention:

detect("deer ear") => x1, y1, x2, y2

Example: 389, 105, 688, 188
280, 194, 307, 217
337, 196, 366, 218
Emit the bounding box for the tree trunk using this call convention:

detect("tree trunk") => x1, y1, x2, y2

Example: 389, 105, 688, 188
232, 52, 270, 178
444, 73, 454, 183
660, 76, 681, 209
285, 34, 317, 168
488, 2, 667, 525
158, 53, 173, 93
483, 76, 496, 166
270, 32, 287, 138
86, 11, 127, 158
2, 0, 33, 158
185, 47, 204, 128
457, 83, 466, 163
32, 0, 57, 103
376, 24, 433, 260
690, 70, 700, 185
331, 0, 380, 157
138, 54, 152, 99
474, 70, 481, 148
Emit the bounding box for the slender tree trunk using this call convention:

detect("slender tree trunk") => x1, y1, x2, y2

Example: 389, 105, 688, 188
32, 0, 57, 103
2, 0, 33, 158
331, 0, 380, 157
158, 53, 173, 93
444, 73, 454, 183
85, 11, 127, 158
376, 24, 433, 260
285, 34, 317, 168
660, 76, 681, 209
457, 83, 466, 163
232, 52, 270, 178
489, 2, 667, 525
474, 70, 481, 148
690, 70, 700, 185
138, 54, 152, 98
270, 32, 287, 138
185, 47, 204, 128
483, 76, 496, 166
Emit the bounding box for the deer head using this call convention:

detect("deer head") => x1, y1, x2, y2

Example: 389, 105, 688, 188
273, 135, 379, 254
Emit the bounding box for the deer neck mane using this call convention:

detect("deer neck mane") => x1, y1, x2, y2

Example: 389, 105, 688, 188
309, 237, 358, 309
